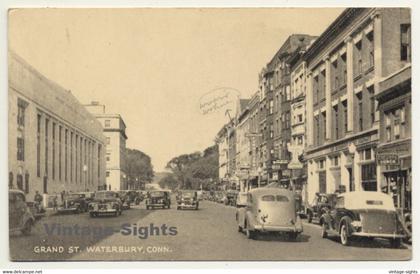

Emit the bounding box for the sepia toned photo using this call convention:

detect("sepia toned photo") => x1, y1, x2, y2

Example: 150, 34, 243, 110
7, 7, 412, 261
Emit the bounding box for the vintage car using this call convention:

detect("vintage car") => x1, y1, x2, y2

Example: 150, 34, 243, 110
117, 190, 132, 209
236, 188, 303, 240
146, 190, 171, 209
320, 191, 406, 247
176, 190, 199, 210
88, 191, 122, 217
306, 193, 337, 224
9, 189, 36, 235
57, 193, 89, 214
226, 190, 239, 206
78, 191, 95, 205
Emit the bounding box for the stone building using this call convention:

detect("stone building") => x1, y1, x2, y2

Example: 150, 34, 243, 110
9, 51, 106, 203
84, 102, 128, 190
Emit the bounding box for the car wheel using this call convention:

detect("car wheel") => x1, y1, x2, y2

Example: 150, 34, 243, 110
340, 223, 350, 246
321, 223, 328, 238
21, 220, 33, 236
390, 238, 401, 248
168, 204, 171, 209
246, 228, 257, 240
119, 209, 122, 216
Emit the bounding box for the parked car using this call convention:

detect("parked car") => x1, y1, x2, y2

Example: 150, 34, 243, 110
9, 189, 36, 235
176, 190, 199, 210
307, 193, 337, 224
226, 190, 239, 206
117, 190, 131, 209
320, 191, 406, 247
78, 191, 95, 206
236, 188, 303, 240
88, 191, 122, 217
146, 190, 171, 209
58, 193, 89, 214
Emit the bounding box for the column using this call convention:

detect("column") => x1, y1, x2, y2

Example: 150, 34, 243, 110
354, 151, 361, 191
324, 57, 332, 140
306, 71, 314, 146
345, 37, 354, 132
340, 151, 350, 192
372, 10, 382, 122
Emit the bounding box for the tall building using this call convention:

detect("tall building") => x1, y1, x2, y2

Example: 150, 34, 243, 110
85, 102, 128, 190
9, 51, 106, 203
303, 8, 411, 204
259, 34, 316, 186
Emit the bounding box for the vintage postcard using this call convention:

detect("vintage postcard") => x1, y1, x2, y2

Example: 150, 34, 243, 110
7, 8, 412, 261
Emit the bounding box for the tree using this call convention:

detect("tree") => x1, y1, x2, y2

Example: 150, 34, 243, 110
158, 173, 180, 190
125, 148, 154, 189
164, 145, 218, 190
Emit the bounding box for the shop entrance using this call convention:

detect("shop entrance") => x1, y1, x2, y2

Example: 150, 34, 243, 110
383, 170, 411, 212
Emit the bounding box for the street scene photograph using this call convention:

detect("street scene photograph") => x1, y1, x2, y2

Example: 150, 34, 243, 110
7, 7, 412, 261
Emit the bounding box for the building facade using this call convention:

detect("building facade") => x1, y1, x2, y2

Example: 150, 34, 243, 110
303, 8, 411, 204
84, 102, 128, 190
9, 52, 106, 203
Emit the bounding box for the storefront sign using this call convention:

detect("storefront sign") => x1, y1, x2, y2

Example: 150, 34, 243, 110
376, 154, 399, 165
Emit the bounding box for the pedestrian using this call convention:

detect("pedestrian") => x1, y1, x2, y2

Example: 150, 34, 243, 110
34, 190, 43, 213
61, 190, 65, 203
52, 194, 58, 211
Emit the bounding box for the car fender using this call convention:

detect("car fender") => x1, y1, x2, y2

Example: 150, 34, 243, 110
245, 210, 256, 230
339, 216, 354, 235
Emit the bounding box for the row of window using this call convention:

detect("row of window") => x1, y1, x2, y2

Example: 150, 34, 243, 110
35, 112, 102, 186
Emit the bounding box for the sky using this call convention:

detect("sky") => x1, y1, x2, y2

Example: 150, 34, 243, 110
9, 8, 344, 171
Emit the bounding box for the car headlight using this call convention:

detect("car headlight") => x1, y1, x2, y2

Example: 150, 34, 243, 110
351, 220, 362, 227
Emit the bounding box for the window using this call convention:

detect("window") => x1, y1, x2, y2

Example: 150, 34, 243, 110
52, 123, 56, 180
341, 53, 347, 86
297, 136, 303, 145
270, 124, 274, 138
106, 171, 110, 177
297, 114, 303, 123
59, 126, 62, 180
65, 129, 68, 182
320, 71, 326, 100
361, 163, 377, 191
106, 137, 111, 145
17, 137, 24, 161
386, 114, 392, 141
369, 86, 375, 125
17, 100, 26, 127
367, 31, 374, 69
332, 60, 338, 90
362, 148, 373, 161
334, 106, 339, 139
332, 155, 340, 166
322, 112, 326, 141
313, 76, 319, 104
355, 41, 362, 76
70, 132, 73, 182
286, 86, 291, 101
401, 24, 411, 61
358, 93, 363, 132
106, 153, 111, 162
105, 120, 111, 127
314, 115, 320, 145
269, 99, 273, 115
98, 144, 102, 180
343, 100, 348, 133
45, 119, 49, 176
318, 159, 325, 169
37, 114, 41, 177
75, 134, 78, 183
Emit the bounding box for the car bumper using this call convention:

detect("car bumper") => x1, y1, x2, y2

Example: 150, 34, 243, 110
351, 232, 405, 239
253, 224, 303, 233
147, 203, 166, 207
178, 203, 197, 208
91, 209, 117, 213
57, 207, 78, 212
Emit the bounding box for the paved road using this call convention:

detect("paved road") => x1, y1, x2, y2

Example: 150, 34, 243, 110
10, 200, 411, 261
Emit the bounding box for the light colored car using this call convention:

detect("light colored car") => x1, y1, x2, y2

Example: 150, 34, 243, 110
9, 189, 35, 235
320, 191, 406, 247
236, 188, 303, 240
236, 192, 248, 208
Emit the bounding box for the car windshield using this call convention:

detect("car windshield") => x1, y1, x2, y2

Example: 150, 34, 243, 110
181, 192, 194, 197
95, 192, 116, 199
150, 191, 165, 197
261, 195, 289, 202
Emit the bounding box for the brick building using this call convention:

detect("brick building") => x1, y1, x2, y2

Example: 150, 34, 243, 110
303, 8, 411, 204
